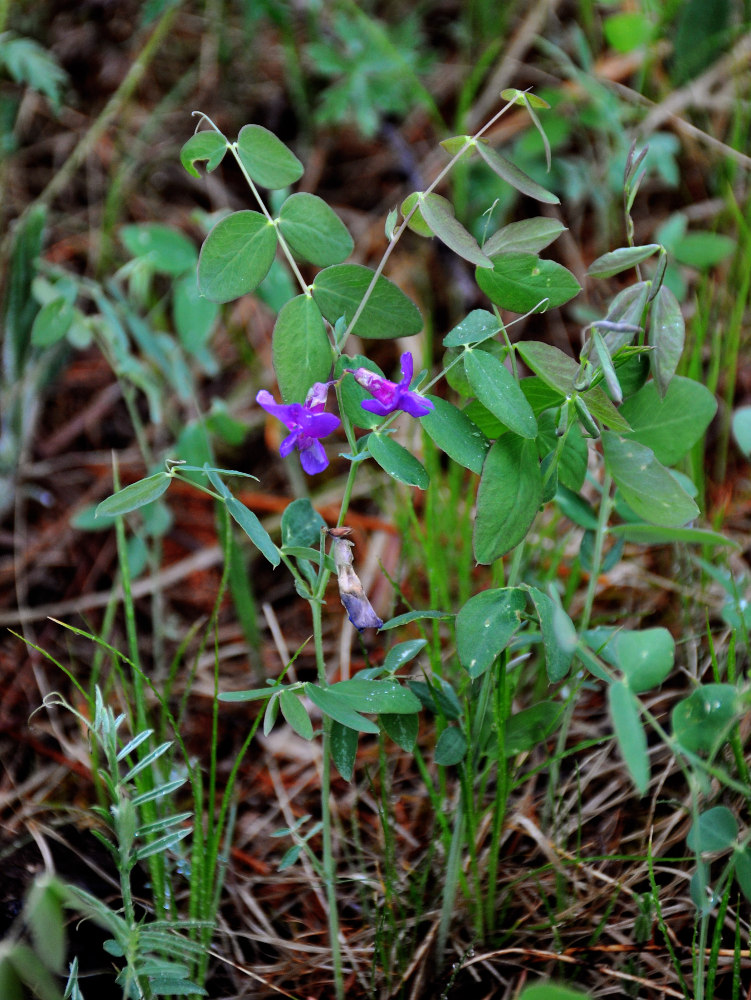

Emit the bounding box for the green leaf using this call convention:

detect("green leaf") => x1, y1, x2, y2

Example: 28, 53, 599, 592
443, 309, 501, 347
197, 211, 277, 303
120, 224, 197, 275
649, 284, 684, 396
304, 683, 379, 733
0, 34, 67, 109
673, 231, 736, 269
732, 405, 751, 456
464, 348, 537, 439
587, 244, 660, 278
225, 496, 281, 567
311, 264, 422, 340
603, 11, 654, 52
519, 983, 592, 1000
382, 639, 427, 673
620, 376, 717, 466
407, 676, 462, 720
272, 294, 332, 403
434, 727, 467, 766
473, 435, 543, 563
281, 497, 326, 548
483, 218, 566, 257
96, 473, 171, 518
278, 193, 353, 266
504, 701, 564, 756
609, 523, 737, 547
367, 433, 429, 489
672, 683, 737, 755
332, 678, 422, 714
526, 587, 577, 683
734, 847, 751, 904
420, 395, 490, 474
330, 720, 358, 780
400, 190, 438, 237
475, 142, 559, 203
601, 433, 699, 527
30, 297, 74, 347
173, 273, 219, 367
24, 876, 66, 974
5, 941, 62, 1000
180, 131, 227, 177
279, 689, 314, 740
476, 253, 580, 314
218, 686, 277, 702
608, 679, 649, 795
380, 712, 418, 752
236, 124, 303, 188
380, 609, 453, 630
418, 192, 493, 267
614, 628, 674, 693
456, 587, 526, 678
687, 806, 738, 854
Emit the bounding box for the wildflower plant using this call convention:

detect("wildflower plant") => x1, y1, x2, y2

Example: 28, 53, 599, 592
88, 91, 749, 998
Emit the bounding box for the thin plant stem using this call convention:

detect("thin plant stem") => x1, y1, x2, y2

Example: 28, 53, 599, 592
580, 470, 613, 631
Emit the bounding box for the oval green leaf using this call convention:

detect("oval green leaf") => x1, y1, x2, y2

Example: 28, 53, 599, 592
525, 586, 577, 683
614, 627, 674, 693
464, 348, 537, 439
418, 192, 493, 267
434, 727, 467, 766
380, 712, 418, 752
587, 244, 660, 278
272, 294, 332, 403
332, 678, 422, 714
456, 587, 526, 678
608, 679, 649, 795
483, 217, 567, 257
198, 210, 277, 303
473, 435, 543, 563
304, 683, 379, 733
121, 224, 197, 275
505, 701, 564, 755
475, 142, 559, 204
443, 308, 501, 347
31, 297, 74, 347
311, 264, 422, 340
476, 253, 581, 314
420, 395, 490, 474
330, 720, 358, 780
671, 683, 737, 755
279, 689, 314, 741
687, 806, 738, 854
649, 284, 684, 396
367, 433, 429, 489
281, 497, 326, 548
620, 376, 717, 466
180, 130, 227, 178
236, 124, 304, 188
601, 433, 699, 527
225, 496, 281, 567
96, 473, 171, 518
401, 190, 440, 237
278, 192, 353, 266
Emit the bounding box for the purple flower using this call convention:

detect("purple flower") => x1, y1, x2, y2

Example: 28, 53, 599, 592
346, 352, 434, 418
256, 382, 341, 475
331, 536, 383, 632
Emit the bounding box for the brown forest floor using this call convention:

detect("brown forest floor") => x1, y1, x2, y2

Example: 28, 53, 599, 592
2, 3, 751, 998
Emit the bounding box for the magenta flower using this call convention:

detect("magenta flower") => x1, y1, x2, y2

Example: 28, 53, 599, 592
256, 382, 340, 475
346, 352, 434, 418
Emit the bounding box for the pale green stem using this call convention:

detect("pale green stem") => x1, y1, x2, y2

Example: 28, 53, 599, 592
580, 470, 613, 632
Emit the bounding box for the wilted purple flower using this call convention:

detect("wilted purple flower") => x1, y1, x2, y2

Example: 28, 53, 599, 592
331, 536, 383, 632
256, 382, 340, 475
346, 352, 434, 418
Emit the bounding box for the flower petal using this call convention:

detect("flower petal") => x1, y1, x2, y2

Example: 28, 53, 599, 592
299, 440, 329, 475
399, 351, 414, 385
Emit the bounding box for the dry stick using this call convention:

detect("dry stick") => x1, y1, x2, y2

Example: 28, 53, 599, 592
0, 1, 183, 256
